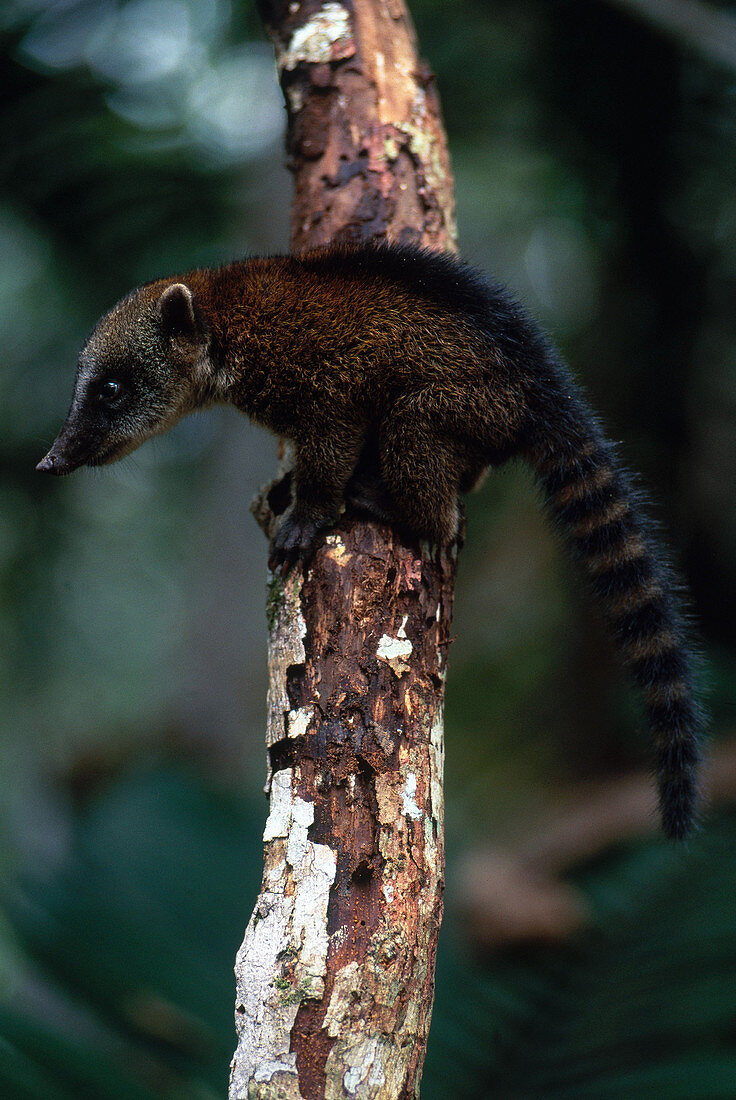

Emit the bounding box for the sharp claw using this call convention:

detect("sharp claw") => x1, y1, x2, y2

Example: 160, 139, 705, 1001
270, 511, 325, 573
268, 547, 298, 576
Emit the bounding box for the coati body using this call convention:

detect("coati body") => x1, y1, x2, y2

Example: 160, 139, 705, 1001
38, 242, 702, 839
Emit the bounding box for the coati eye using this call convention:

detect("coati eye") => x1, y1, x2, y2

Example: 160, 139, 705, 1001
98, 379, 124, 405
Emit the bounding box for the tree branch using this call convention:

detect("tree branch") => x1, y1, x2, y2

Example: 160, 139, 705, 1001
229, 2, 457, 1096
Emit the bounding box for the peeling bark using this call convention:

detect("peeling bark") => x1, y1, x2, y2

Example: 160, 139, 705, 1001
232, 529, 454, 1098
230, 2, 457, 1096
256, 0, 456, 253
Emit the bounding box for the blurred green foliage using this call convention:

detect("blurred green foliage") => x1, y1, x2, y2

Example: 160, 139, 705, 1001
2, 0, 736, 1094
5, 768, 261, 1098
2, 766, 736, 1097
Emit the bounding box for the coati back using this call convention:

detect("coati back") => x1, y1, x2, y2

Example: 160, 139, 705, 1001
38, 241, 703, 839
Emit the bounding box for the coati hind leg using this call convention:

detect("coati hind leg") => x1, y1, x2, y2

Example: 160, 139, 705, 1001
378, 399, 463, 546
345, 474, 397, 526
345, 435, 397, 526
270, 425, 365, 569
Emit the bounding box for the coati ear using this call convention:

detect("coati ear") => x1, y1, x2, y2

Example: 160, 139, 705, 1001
158, 283, 198, 340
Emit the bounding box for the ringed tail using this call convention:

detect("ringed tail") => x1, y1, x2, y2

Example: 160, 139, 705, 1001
527, 401, 703, 840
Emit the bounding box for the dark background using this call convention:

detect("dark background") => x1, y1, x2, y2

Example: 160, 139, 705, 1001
2, 1, 736, 1095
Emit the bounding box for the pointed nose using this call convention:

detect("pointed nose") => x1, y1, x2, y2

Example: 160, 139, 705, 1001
36, 448, 75, 475
36, 453, 57, 473
37, 421, 92, 475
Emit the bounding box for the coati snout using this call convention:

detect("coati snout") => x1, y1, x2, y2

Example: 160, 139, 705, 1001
37, 281, 209, 476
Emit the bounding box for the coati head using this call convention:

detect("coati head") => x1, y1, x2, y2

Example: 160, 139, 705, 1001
37, 282, 211, 475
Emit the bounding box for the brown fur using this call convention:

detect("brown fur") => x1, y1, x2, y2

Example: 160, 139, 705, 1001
38, 241, 704, 838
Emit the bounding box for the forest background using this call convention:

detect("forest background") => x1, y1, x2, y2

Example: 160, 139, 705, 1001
2, 0, 736, 1095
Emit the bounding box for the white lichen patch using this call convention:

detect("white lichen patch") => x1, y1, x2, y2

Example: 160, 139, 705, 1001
401, 772, 423, 821
324, 1035, 389, 1098
330, 924, 349, 953
429, 705, 445, 826
287, 705, 313, 739
230, 768, 337, 1099
263, 768, 296, 841
377, 616, 412, 676
342, 1038, 386, 1093
285, 795, 314, 867
266, 575, 307, 755
325, 532, 352, 566
323, 981, 394, 1097
280, 2, 354, 71
323, 961, 362, 1037
254, 1057, 298, 1083
267, 858, 286, 885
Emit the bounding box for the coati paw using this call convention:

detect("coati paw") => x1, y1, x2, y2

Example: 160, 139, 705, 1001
268, 511, 326, 574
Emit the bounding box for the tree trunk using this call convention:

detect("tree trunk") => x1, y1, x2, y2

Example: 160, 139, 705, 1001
229, 2, 457, 1096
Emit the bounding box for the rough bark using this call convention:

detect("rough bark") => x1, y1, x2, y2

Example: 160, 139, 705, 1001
256, 0, 456, 254
230, 2, 457, 1096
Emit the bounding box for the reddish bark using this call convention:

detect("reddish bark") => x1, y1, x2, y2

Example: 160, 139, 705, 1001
257, 0, 456, 252
230, 2, 457, 1095
283, 523, 455, 1093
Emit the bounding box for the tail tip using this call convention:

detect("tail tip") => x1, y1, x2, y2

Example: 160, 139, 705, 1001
661, 782, 700, 842
663, 812, 696, 842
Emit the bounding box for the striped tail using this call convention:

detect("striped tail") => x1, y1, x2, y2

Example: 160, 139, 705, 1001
529, 419, 703, 839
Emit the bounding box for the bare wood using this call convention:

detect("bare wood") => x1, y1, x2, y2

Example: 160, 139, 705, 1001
229, 1, 457, 1096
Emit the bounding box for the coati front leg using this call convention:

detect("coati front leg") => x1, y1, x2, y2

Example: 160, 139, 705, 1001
269, 425, 364, 570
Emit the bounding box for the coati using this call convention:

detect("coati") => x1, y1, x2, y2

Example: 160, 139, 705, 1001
37, 241, 702, 839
